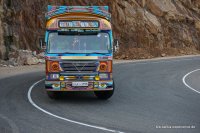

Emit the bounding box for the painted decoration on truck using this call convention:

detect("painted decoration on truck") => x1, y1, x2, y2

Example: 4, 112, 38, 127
46, 6, 111, 21
47, 19, 111, 30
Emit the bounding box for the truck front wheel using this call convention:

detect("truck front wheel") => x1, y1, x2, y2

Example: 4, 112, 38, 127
94, 82, 115, 100
46, 91, 61, 99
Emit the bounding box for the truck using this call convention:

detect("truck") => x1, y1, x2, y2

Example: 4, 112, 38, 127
40, 5, 118, 100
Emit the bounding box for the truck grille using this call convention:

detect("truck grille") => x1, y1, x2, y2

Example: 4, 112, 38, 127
60, 61, 98, 73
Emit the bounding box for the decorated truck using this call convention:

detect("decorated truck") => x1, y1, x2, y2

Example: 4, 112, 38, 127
40, 5, 118, 100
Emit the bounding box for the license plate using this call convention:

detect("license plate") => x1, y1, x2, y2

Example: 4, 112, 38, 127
72, 82, 88, 87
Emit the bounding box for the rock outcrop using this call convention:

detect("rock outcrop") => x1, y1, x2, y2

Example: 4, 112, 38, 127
0, 49, 45, 67
0, 0, 200, 59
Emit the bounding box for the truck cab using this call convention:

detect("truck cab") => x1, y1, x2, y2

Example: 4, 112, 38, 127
43, 6, 117, 100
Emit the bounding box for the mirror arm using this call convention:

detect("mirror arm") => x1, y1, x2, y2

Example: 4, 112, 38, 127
39, 37, 46, 50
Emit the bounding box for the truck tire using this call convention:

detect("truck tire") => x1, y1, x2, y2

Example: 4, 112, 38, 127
94, 81, 115, 100
46, 91, 61, 99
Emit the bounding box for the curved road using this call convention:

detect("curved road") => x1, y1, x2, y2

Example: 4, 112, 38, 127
0, 56, 200, 133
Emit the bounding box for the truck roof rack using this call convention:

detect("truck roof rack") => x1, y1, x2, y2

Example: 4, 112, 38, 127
46, 5, 111, 21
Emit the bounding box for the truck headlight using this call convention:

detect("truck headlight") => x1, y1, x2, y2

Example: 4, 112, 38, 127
50, 74, 59, 79
99, 73, 108, 79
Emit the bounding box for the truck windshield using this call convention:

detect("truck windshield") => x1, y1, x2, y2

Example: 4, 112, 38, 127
48, 32, 110, 54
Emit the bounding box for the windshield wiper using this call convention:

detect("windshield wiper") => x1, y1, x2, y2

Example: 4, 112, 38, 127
86, 52, 108, 55
62, 52, 76, 54
57, 52, 76, 56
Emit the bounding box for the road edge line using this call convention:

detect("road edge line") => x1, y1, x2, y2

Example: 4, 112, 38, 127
182, 69, 200, 94
27, 79, 124, 133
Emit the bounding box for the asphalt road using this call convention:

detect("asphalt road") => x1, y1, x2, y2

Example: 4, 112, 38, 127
0, 56, 200, 133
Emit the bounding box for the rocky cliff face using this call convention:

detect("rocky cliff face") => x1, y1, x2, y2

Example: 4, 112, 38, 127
0, 0, 200, 59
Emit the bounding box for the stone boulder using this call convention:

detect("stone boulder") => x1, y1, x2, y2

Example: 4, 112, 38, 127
16, 50, 33, 65
25, 57, 39, 65
37, 52, 45, 59
8, 49, 36, 65
8, 58, 18, 66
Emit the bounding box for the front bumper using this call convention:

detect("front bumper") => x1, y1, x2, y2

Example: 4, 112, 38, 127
45, 80, 113, 91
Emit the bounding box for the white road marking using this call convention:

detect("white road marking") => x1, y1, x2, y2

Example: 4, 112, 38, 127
27, 56, 200, 133
27, 79, 124, 133
182, 69, 200, 94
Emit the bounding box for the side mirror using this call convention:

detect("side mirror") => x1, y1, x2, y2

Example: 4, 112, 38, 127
39, 38, 46, 50
113, 39, 119, 53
